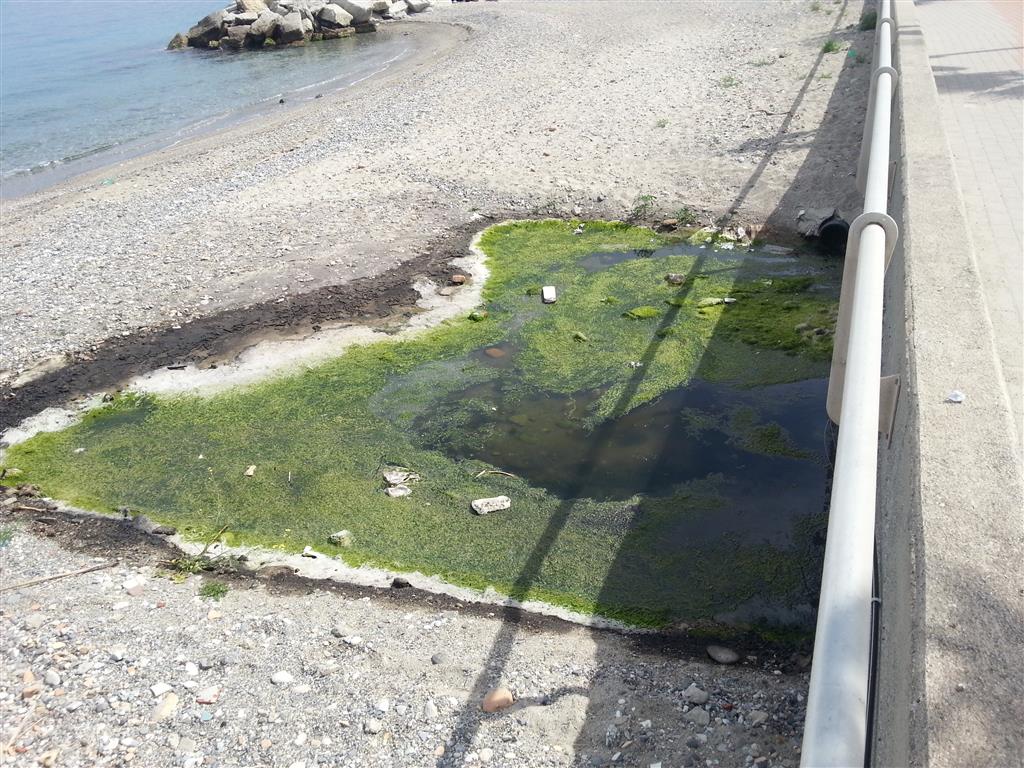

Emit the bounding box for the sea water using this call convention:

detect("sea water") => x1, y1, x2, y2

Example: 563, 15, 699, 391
0, 0, 411, 196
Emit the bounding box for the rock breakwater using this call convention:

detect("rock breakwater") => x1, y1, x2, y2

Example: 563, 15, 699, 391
170, 0, 433, 51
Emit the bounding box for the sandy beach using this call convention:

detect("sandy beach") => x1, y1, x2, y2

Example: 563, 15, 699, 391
1, 0, 869, 388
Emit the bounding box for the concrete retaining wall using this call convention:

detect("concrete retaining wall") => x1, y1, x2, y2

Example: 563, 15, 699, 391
872, 2, 1024, 766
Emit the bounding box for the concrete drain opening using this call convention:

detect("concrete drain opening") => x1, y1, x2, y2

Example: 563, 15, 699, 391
3, 220, 840, 638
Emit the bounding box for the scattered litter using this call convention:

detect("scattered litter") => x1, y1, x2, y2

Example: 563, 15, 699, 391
627, 361, 643, 369
573, 224, 585, 235
244, 465, 256, 477
301, 546, 318, 558
762, 244, 794, 255
697, 297, 736, 307
471, 496, 511, 515
541, 286, 557, 304
944, 390, 966, 404
665, 273, 687, 285
385, 485, 412, 498
383, 468, 420, 486
473, 470, 517, 479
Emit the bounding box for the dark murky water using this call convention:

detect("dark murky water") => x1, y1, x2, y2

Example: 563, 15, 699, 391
414, 375, 829, 546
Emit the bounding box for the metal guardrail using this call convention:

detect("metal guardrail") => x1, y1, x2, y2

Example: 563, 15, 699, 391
800, 1, 900, 766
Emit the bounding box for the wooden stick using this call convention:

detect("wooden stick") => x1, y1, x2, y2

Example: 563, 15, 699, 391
0, 561, 114, 593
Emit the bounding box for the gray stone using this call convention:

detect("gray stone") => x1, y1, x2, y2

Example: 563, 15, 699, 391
319, 3, 354, 28
334, 0, 374, 23
232, 11, 259, 24
406, 0, 430, 11
706, 644, 739, 664
43, 670, 61, 687
363, 718, 383, 734
271, 670, 295, 685
430, 652, 448, 665
187, 10, 228, 48
370, 0, 390, 9
167, 32, 188, 50
384, 1, 408, 18
328, 530, 353, 546
748, 710, 769, 726
237, 0, 268, 11
250, 9, 283, 37
471, 495, 511, 515
683, 683, 709, 705
424, 699, 439, 719
221, 25, 253, 49
25, 614, 46, 630
275, 11, 306, 43
683, 707, 710, 727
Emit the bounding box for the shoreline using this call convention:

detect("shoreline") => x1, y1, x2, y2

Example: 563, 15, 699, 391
0, 30, 418, 201
0, 20, 464, 207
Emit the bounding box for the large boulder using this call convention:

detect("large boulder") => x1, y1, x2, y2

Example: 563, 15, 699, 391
237, 0, 268, 11
221, 24, 253, 49
319, 3, 353, 27
166, 32, 188, 50
186, 9, 228, 48
384, 1, 407, 19
250, 9, 282, 37
275, 10, 306, 43
406, 0, 431, 11
322, 26, 354, 38
232, 11, 259, 24
301, 15, 314, 34
370, 0, 389, 10
334, 0, 373, 23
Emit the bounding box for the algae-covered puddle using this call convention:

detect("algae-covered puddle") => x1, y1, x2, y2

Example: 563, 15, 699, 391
4, 221, 839, 635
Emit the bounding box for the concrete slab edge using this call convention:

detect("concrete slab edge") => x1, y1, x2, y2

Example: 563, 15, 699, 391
872, 3, 1024, 767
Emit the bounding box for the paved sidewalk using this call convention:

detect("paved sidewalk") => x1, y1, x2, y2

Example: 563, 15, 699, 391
914, 0, 1024, 451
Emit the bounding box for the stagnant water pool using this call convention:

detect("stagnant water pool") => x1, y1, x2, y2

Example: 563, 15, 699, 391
3, 220, 839, 636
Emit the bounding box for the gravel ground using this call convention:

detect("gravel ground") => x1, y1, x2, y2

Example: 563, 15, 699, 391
0, 500, 809, 768
1, 0, 870, 385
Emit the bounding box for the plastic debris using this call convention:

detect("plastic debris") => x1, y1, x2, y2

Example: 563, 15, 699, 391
244, 465, 256, 477
383, 468, 420, 486
944, 390, 966, 404
541, 286, 557, 304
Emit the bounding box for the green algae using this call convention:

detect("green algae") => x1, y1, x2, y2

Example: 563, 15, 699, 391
623, 306, 662, 320
4, 220, 837, 634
